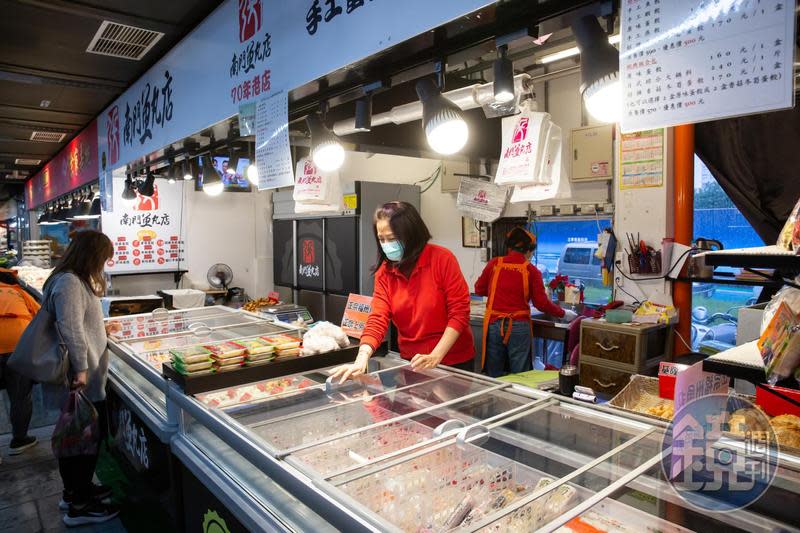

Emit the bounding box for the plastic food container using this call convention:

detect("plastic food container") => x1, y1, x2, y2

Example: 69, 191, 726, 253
170, 346, 213, 364
174, 360, 214, 374
261, 335, 302, 350
205, 342, 247, 359
237, 338, 275, 355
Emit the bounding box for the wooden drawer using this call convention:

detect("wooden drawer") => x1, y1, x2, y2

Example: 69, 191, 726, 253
581, 327, 637, 365
579, 361, 635, 397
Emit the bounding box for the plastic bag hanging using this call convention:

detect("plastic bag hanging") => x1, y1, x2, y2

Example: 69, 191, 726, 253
494, 101, 553, 186
456, 177, 508, 223
509, 123, 569, 202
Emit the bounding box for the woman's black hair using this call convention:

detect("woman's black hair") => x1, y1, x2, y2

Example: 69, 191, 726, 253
506, 226, 536, 253
373, 201, 431, 276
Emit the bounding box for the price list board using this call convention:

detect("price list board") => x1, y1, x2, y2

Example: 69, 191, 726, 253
255, 90, 294, 191
621, 0, 796, 133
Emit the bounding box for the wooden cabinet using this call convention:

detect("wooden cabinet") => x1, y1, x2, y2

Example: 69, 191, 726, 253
578, 319, 673, 396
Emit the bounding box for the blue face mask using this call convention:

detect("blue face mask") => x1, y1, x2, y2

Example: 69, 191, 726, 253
381, 240, 404, 262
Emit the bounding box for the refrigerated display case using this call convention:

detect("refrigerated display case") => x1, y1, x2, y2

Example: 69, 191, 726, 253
170, 363, 800, 533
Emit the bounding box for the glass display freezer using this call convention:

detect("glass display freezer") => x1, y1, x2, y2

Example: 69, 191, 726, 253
171, 362, 800, 533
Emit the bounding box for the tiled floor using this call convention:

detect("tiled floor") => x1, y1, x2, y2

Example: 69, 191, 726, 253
0, 426, 126, 533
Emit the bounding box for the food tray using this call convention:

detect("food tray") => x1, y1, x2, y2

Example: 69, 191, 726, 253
205, 342, 247, 358
609, 375, 673, 421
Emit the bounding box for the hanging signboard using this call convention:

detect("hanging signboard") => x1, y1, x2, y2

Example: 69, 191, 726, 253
96, 0, 493, 174
26, 120, 98, 209
620, 0, 796, 133
101, 177, 186, 274
620, 128, 665, 189
457, 177, 508, 223
255, 91, 294, 190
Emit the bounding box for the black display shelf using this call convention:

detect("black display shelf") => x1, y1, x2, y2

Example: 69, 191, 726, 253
676, 273, 783, 287
701, 248, 800, 271
163, 343, 384, 394
702, 357, 766, 386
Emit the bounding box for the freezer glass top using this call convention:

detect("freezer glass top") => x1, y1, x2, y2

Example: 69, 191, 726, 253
110, 309, 263, 342
334, 401, 660, 532
226, 366, 499, 453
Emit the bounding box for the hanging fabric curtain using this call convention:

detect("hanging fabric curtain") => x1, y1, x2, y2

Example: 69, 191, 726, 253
695, 104, 800, 244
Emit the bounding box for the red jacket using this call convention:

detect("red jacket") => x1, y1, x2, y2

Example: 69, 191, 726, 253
361, 244, 474, 365
474, 251, 564, 322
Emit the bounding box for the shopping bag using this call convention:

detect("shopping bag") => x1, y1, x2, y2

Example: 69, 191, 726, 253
456, 177, 508, 223
51, 390, 99, 459
8, 291, 69, 386
510, 123, 569, 203
293, 157, 339, 204
494, 102, 552, 186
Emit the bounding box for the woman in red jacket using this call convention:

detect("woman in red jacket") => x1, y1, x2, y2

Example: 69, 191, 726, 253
474, 227, 576, 377
330, 202, 474, 383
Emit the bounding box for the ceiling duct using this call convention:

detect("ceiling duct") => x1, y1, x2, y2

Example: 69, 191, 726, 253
29, 131, 66, 142
86, 20, 164, 61
15, 158, 41, 165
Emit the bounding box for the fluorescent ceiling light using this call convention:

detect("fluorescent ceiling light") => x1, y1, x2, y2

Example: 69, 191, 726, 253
539, 33, 620, 64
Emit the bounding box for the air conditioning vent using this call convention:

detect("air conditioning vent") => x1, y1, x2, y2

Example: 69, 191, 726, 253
86, 20, 164, 61
29, 131, 66, 143
15, 158, 41, 165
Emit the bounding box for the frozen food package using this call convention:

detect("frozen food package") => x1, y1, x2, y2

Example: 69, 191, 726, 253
205, 342, 247, 359
213, 356, 245, 371
170, 346, 212, 364
237, 338, 275, 355
173, 360, 214, 375
777, 195, 800, 252
261, 335, 302, 350
760, 284, 800, 334
275, 348, 301, 358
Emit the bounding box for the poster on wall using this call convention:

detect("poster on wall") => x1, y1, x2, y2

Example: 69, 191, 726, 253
101, 177, 186, 274
620, 0, 796, 133
255, 91, 294, 191
620, 128, 665, 190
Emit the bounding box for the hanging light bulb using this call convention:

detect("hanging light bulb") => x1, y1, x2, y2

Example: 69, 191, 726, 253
245, 141, 258, 185
493, 45, 515, 103
183, 159, 196, 181
227, 148, 240, 176
572, 15, 621, 124
121, 176, 138, 205
354, 95, 373, 132
138, 170, 156, 197
415, 78, 469, 155
202, 155, 224, 196
307, 113, 345, 171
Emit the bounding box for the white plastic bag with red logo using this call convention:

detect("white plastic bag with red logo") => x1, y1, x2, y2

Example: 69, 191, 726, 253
494, 103, 553, 186
293, 157, 343, 214
456, 177, 508, 223
510, 123, 570, 203
293, 158, 338, 204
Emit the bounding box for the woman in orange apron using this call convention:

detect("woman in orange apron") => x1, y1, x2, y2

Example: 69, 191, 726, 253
474, 228, 577, 377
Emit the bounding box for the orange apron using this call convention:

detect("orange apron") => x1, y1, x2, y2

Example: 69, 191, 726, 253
481, 257, 534, 369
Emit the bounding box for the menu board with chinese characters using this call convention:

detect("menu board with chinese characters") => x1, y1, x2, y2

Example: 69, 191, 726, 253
255, 90, 294, 191
620, 128, 665, 189
101, 177, 186, 274
621, 0, 796, 133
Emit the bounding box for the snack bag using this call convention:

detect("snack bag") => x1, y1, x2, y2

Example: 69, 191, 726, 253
758, 301, 800, 385
777, 195, 800, 252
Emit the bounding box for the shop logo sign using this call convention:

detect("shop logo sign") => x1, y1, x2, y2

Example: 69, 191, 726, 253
239, 0, 262, 42
512, 117, 529, 143
107, 106, 120, 165
473, 190, 489, 205
302, 239, 315, 264
304, 160, 315, 175
661, 394, 778, 512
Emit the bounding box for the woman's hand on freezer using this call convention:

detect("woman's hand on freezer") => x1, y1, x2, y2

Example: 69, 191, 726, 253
410, 352, 444, 371
329, 345, 372, 384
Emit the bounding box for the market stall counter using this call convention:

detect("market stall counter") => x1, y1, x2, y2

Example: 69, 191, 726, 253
103, 305, 369, 526
169, 360, 800, 532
